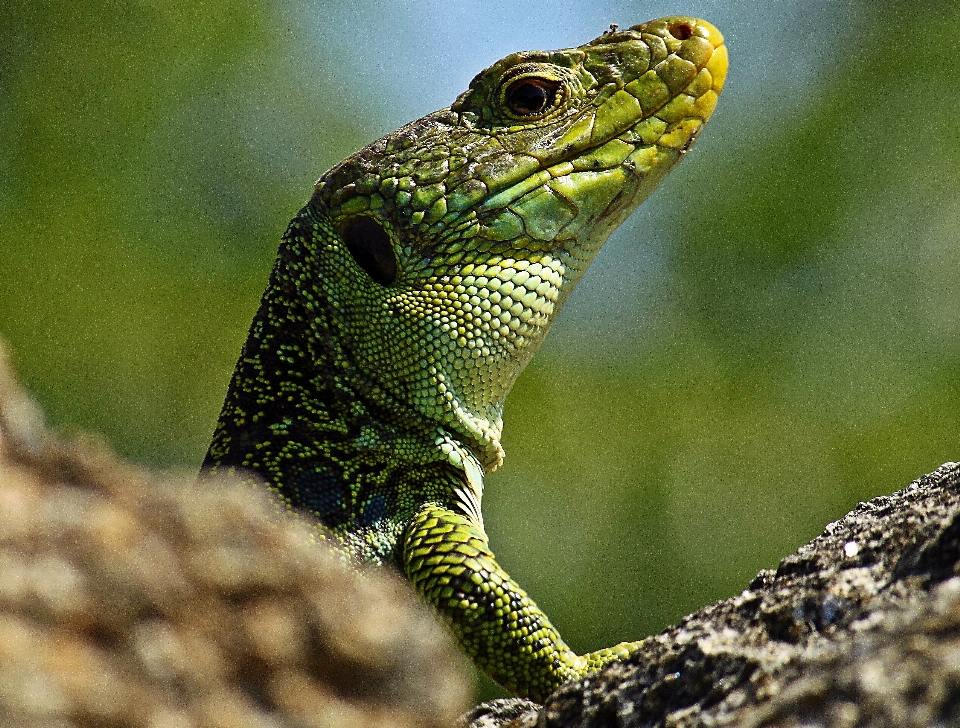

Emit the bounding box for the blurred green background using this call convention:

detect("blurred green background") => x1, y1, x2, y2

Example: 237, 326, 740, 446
3, 0, 958, 700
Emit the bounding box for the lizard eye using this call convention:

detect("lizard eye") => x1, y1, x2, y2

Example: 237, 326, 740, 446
505, 78, 561, 116
339, 216, 397, 286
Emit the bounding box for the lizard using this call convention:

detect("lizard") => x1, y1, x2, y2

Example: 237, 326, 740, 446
203, 16, 727, 702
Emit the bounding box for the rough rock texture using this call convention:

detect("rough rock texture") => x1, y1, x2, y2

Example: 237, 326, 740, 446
0, 340, 470, 728
463, 464, 960, 727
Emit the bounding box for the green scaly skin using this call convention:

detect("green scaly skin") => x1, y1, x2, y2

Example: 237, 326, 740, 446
204, 17, 727, 702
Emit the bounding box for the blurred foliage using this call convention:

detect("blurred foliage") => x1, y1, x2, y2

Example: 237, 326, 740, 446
2, 0, 959, 702
0, 0, 376, 463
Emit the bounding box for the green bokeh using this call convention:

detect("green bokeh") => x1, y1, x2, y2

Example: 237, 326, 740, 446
2, 0, 958, 702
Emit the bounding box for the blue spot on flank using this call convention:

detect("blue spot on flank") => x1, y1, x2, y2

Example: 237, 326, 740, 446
360, 494, 387, 527
294, 467, 350, 527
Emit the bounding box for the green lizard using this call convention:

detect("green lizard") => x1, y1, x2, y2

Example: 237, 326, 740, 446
203, 17, 727, 702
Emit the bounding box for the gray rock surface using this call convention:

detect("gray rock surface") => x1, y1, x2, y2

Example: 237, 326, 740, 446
0, 340, 470, 728
463, 463, 960, 727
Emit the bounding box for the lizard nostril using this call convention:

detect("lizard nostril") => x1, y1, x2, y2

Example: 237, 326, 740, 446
668, 20, 694, 40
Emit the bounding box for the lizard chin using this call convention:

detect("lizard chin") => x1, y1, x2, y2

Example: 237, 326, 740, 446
398, 134, 713, 471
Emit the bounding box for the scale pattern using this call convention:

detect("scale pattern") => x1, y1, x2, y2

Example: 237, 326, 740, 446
204, 16, 727, 701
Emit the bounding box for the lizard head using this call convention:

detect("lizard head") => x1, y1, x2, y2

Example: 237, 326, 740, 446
304, 17, 727, 471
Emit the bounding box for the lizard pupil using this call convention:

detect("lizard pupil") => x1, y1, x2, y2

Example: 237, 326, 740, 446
339, 216, 397, 286
505, 78, 559, 116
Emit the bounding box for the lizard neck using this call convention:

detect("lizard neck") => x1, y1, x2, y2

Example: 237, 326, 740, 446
204, 219, 490, 560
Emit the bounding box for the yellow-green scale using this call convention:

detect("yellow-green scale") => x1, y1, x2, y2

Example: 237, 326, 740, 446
204, 16, 727, 701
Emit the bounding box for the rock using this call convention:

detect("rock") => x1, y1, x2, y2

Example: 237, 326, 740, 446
464, 462, 960, 727
457, 698, 540, 728
0, 340, 470, 728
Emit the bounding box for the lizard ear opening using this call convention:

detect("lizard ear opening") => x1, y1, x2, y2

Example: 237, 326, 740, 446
339, 216, 398, 286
